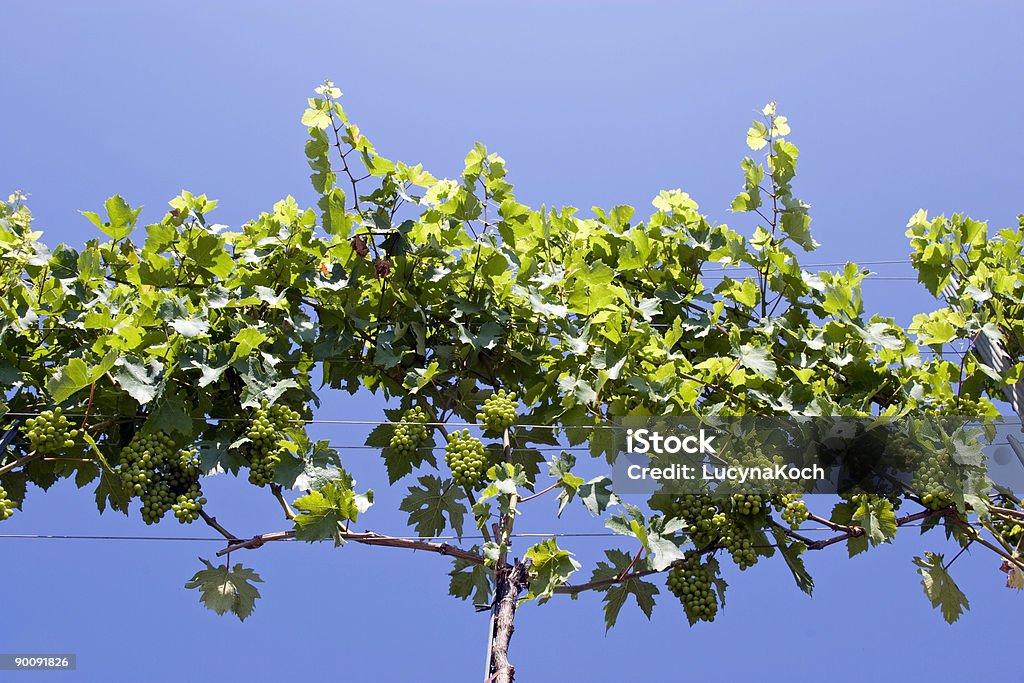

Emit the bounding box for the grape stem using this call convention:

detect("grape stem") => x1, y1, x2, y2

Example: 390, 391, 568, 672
270, 483, 296, 520
770, 521, 816, 546
0, 450, 39, 476
80, 381, 97, 430
989, 505, 1024, 522
517, 481, 561, 504
806, 512, 858, 534
943, 541, 973, 570
616, 546, 645, 581
198, 509, 241, 542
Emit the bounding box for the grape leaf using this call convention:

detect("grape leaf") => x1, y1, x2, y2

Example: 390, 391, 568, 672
770, 526, 814, 596
578, 476, 619, 515
293, 480, 373, 546
82, 433, 130, 514
589, 549, 659, 631
399, 475, 466, 539
449, 554, 492, 605
382, 441, 437, 485
852, 496, 897, 547
184, 558, 263, 622
913, 551, 969, 623
523, 538, 581, 603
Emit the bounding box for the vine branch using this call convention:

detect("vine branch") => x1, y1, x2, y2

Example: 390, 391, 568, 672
215, 527, 488, 566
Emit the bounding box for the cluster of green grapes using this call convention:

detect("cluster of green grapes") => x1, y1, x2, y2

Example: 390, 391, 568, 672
120, 432, 206, 525
885, 434, 920, 471
715, 513, 758, 570
245, 400, 302, 486
169, 449, 204, 523
0, 484, 15, 521
445, 430, 488, 487
992, 502, 1023, 545
922, 395, 995, 417
730, 492, 764, 516
660, 494, 760, 569
660, 494, 716, 546
23, 408, 80, 455
912, 450, 955, 509
390, 406, 430, 455
666, 494, 716, 525
777, 493, 809, 528
884, 433, 953, 507
666, 556, 718, 623
476, 389, 517, 432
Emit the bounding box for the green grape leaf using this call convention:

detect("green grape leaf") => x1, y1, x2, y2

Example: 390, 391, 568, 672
147, 386, 193, 436
589, 549, 659, 631
449, 555, 492, 605
230, 328, 268, 363
399, 475, 466, 540
913, 551, 969, 623
549, 452, 586, 516
80, 194, 142, 240
579, 476, 619, 516
831, 500, 868, 557
523, 538, 581, 603
852, 496, 897, 547
383, 441, 437, 485
770, 526, 814, 596
81, 432, 130, 515
113, 357, 164, 405
184, 558, 263, 622
736, 344, 777, 380
293, 481, 374, 546
46, 352, 116, 403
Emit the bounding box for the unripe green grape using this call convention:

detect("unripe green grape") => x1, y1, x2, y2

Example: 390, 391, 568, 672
667, 556, 718, 623
244, 401, 303, 487
119, 431, 205, 525
779, 494, 809, 528
730, 492, 763, 516
23, 408, 80, 456
445, 429, 487, 487
476, 389, 517, 432
0, 485, 16, 521
992, 502, 1023, 544
390, 407, 430, 455
714, 514, 758, 570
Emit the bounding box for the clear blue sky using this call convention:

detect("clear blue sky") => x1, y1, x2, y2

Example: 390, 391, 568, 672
2, 2, 1023, 682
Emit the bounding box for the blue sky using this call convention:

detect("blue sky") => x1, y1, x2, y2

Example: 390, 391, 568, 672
2, 2, 1023, 681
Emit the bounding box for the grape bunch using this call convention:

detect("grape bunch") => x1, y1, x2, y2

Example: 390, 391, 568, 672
23, 408, 80, 455
730, 492, 764, 516
0, 484, 16, 521
912, 450, 955, 509
476, 389, 517, 432
666, 556, 718, 623
992, 503, 1023, 545
120, 432, 206, 525
246, 400, 302, 487
778, 494, 809, 528
666, 494, 716, 524
170, 449, 204, 523
445, 429, 488, 487
715, 513, 758, 570
663, 494, 718, 544
922, 395, 996, 418
390, 406, 430, 456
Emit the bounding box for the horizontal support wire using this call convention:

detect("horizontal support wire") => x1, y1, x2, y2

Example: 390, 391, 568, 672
0, 523, 963, 544
3, 412, 1019, 428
